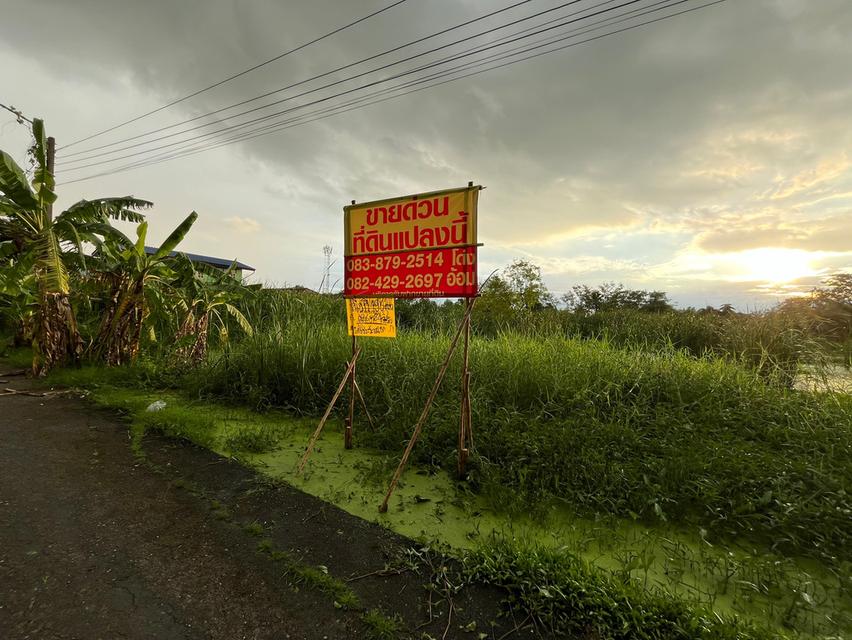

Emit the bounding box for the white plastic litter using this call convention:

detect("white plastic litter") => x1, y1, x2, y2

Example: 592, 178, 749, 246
146, 400, 167, 412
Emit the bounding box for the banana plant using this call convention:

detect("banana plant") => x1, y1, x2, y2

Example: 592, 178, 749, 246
0, 119, 152, 374
170, 253, 255, 364
0, 248, 37, 346
90, 212, 198, 365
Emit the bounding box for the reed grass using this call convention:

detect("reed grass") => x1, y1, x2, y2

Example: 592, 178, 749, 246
190, 292, 852, 562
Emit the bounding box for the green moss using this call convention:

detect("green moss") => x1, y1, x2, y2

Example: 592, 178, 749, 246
290, 564, 360, 610
243, 521, 265, 537
361, 608, 404, 639
259, 547, 360, 609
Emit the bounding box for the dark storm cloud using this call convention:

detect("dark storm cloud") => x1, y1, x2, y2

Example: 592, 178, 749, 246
2, 0, 851, 307
6, 1, 850, 219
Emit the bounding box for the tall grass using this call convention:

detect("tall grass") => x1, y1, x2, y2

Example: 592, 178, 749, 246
191, 291, 852, 562
476, 308, 823, 386
463, 537, 777, 640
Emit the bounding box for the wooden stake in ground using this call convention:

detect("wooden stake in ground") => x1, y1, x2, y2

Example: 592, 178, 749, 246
379, 299, 477, 513
346, 334, 357, 449
457, 298, 473, 478
353, 378, 375, 431
296, 346, 361, 475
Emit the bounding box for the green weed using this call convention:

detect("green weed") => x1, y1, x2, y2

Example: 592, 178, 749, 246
243, 521, 265, 536
462, 537, 778, 640
361, 608, 404, 639
190, 300, 852, 562
223, 422, 291, 453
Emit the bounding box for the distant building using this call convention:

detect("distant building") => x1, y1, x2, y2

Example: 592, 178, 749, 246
143, 247, 255, 280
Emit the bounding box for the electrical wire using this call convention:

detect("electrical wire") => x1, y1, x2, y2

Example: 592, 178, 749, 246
59, 0, 655, 170
115, 0, 707, 165
69, 0, 678, 172
60, 0, 726, 185
59, 0, 534, 157
59, 0, 641, 168
62, 0, 721, 182
61, 0, 411, 149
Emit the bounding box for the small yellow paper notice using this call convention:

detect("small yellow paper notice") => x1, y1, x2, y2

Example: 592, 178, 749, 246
346, 298, 396, 338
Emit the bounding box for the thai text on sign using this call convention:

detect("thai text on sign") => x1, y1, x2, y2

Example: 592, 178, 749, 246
344, 185, 480, 298
346, 298, 396, 338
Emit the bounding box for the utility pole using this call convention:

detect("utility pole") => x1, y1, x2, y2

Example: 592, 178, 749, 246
46, 136, 55, 220
1, 103, 54, 220
322, 245, 333, 294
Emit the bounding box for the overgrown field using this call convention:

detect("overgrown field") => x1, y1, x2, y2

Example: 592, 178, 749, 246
177, 292, 852, 565
36, 353, 851, 638
5, 122, 851, 637
8, 289, 852, 638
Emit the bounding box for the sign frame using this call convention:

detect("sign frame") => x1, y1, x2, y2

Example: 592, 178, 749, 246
343, 184, 481, 299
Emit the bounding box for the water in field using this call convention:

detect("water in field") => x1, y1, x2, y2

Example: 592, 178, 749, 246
796, 364, 852, 393
103, 389, 850, 638
239, 421, 850, 638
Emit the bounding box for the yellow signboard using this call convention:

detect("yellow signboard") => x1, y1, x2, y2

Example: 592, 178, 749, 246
344, 185, 479, 257
346, 298, 396, 338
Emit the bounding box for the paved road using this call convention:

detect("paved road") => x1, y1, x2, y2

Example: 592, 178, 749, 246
0, 377, 354, 640
0, 371, 522, 640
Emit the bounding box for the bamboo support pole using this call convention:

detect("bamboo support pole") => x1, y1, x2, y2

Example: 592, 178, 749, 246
296, 346, 361, 475
464, 370, 473, 451
464, 298, 473, 452
379, 299, 477, 513
346, 334, 357, 449
353, 378, 375, 431
458, 298, 473, 478
457, 382, 466, 479
344, 416, 352, 450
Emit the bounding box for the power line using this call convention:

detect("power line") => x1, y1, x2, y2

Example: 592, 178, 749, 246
57, 0, 538, 159
68, 2, 670, 172
0, 103, 33, 125
127, 0, 710, 164
64, 1, 622, 167
61, 0, 726, 186
59, 0, 638, 168
60, 0, 653, 171
61, 0, 410, 149
61, 0, 721, 182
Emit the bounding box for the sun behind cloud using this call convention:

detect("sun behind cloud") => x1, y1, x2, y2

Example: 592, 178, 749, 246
731, 248, 819, 284
655, 247, 828, 299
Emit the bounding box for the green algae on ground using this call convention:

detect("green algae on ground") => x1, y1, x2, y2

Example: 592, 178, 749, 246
81, 386, 850, 638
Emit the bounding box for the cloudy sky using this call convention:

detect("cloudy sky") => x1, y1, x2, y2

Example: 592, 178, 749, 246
2, 0, 850, 309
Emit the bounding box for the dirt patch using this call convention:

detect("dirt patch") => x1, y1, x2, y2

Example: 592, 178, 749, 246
0, 373, 526, 639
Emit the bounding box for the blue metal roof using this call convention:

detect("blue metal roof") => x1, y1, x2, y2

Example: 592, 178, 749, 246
144, 246, 255, 271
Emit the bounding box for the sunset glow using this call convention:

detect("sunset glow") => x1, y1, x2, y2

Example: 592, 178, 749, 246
2, 0, 851, 311
729, 248, 819, 284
